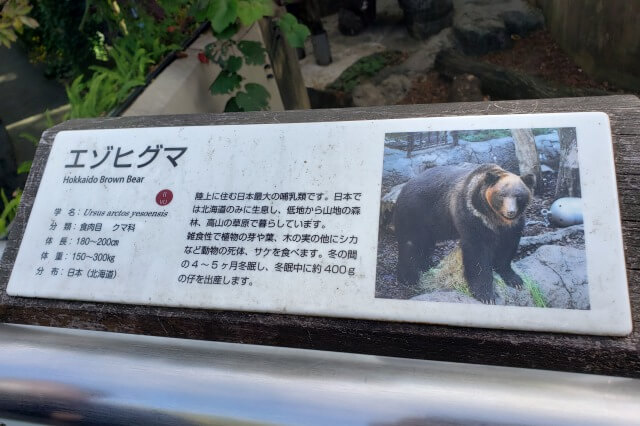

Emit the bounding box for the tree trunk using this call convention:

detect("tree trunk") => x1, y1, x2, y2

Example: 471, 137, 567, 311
555, 127, 581, 198
406, 133, 415, 158
511, 128, 541, 194
451, 130, 459, 146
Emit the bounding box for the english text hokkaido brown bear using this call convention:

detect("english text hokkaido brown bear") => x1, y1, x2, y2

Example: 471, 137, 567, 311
394, 163, 535, 303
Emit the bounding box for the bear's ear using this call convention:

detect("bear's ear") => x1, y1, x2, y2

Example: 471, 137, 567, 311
485, 171, 501, 186
521, 173, 536, 190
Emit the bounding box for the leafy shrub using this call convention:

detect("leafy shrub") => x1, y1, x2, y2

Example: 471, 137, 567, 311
21, 0, 105, 79
22, 0, 190, 80
0, 0, 39, 48
0, 188, 21, 238
67, 38, 155, 118
194, 0, 310, 112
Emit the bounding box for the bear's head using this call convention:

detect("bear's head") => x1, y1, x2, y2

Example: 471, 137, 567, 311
484, 168, 535, 223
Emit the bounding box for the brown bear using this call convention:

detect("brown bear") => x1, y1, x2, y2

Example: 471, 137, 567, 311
393, 163, 535, 303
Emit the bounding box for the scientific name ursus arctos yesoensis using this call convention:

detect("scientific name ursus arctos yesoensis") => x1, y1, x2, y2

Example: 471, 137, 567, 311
394, 163, 536, 303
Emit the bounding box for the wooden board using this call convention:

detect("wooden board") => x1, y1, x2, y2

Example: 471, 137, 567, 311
1, 95, 639, 377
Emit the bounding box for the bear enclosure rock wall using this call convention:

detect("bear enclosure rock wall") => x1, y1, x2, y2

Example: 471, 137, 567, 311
382, 132, 558, 183
537, 0, 640, 91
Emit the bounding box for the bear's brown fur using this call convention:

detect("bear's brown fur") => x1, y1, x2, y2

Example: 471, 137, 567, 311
394, 163, 535, 303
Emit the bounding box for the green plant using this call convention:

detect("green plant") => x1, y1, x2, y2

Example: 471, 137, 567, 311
67, 73, 115, 118
495, 273, 546, 308
457, 129, 512, 142
0, 188, 21, 238
67, 38, 155, 118
0, 0, 38, 47
15, 110, 55, 174
328, 51, 405, 93
91, 39, 155, 92
457, 128, 557, 143
193, 0, 310, 112
522, 275, 547, 308
21, 0, 103, 78
22, 1, 191, 79
1, 111, 59, 237
110, 6, 183, 62
61, 1, 309, 116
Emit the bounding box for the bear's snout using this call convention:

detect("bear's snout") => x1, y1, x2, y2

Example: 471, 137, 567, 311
501, 197, 520, 219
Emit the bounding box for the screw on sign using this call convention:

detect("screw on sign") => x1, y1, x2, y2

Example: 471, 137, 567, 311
156, 189, 173, 206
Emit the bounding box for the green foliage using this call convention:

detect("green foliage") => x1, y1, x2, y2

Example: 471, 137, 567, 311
458, 129, 512, 142
225, 55, 243, 72
18, 131, 38, 145
92, 31, 109, 62
224, 97, 242, 112
328, 51, 405, 93
67, 74, 114, 118
209, 0, 237, 32
277, 12, 309, 48
235, 83, 270, 111
523, 275, 547, 308
192, 0, 238, 32
91, 40, 155, 87
22, 0, 190, 79
0, 189, 21, 238
215, 22, 239, 40
196, 0, 309, 112
458, 128, 557, 142
119, 21, 181, 64
209, 70, 242, 94
16, 161, 31, 174
2, 109, 58, 235
67, 38, 154, 119
205, 38, 270, 111
0, 0, 38, 47
15, 109, 55, 176
237, 0, 272, 26
237, 40, 265, 65
21, 0, 104, 78
24, 0, 308, 118
192, 0, 276, 33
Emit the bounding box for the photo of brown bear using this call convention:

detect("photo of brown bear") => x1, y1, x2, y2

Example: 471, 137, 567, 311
376, 128, 589, 309
394, 164, 535, 303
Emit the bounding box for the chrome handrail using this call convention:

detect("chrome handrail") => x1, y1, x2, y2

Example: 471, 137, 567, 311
0, 323, 638, 425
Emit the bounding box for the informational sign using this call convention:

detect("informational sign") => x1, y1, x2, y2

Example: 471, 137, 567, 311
6, 113, 632, 336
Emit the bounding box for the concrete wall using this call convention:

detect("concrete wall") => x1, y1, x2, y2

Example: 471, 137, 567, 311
538, 0, 640, 91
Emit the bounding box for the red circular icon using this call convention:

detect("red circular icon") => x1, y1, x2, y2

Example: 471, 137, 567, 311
156, 189, 173, 206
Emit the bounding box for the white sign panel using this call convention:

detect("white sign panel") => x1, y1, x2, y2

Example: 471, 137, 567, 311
7, 113, 632, 336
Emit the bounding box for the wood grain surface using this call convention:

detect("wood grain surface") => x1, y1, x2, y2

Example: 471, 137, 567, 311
1, 95, 639, 377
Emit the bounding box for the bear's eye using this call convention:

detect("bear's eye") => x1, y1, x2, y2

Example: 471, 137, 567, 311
516, 195, 528, 207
